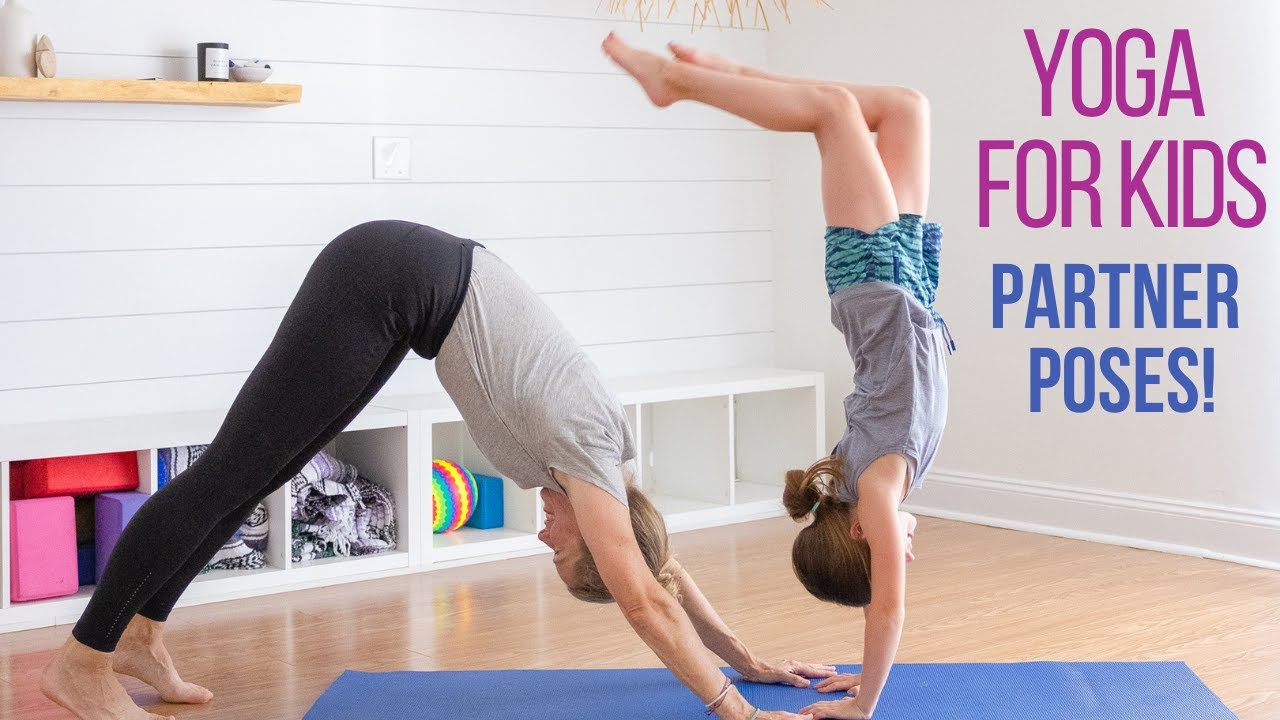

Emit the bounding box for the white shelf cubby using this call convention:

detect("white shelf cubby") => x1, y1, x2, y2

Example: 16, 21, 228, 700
0, 368, 822, 634
732, 385, 827, 514
638, 397, 733, 530
425, 419, 544, 566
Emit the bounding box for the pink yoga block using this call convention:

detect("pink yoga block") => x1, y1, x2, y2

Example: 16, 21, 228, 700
10, 497, 79, 602
10, 451, 139, 499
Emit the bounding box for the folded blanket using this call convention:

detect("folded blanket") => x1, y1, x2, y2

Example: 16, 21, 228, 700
203, 502, 269, 573
350, 473, 397, 556
291, 451, 396, 563
159, 445, 268, 573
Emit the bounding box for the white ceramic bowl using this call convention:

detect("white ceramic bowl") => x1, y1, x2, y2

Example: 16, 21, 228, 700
229, 60, 272, 83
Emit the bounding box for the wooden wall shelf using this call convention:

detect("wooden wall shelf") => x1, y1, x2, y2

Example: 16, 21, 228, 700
0, 77, 302, 107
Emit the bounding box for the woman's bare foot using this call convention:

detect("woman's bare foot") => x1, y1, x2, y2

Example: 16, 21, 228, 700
667, 41, 742, 74
602, 32, 684, 107
41, 638, 174, 720
113, 616, 213, 705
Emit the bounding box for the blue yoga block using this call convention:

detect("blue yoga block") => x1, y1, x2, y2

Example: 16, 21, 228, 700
157, 451, 170, 488
465, 474, 504, 529
77, 544, 96, 585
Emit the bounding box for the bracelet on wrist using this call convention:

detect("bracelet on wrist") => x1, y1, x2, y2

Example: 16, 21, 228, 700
705, 677, 732, 715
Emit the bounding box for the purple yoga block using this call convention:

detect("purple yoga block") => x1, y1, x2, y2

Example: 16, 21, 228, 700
10, 496, 78, 602
95, 492, 150, 579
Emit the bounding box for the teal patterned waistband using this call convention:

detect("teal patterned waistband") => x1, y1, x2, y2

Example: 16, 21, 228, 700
825, 213, 942, 313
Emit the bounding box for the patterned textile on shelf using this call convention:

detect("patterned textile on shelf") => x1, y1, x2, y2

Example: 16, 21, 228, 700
291, 451, 397, 563
159, 445, 268, 573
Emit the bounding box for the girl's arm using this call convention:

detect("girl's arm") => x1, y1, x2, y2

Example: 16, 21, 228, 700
855, 481, 909, 715
670, 559, 838, 685
802, 479, 908, 719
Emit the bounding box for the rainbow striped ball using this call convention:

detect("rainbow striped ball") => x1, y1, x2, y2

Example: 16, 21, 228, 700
432, 459, 477, 533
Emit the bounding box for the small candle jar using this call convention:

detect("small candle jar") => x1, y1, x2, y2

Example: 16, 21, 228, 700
197, 42, 229, 82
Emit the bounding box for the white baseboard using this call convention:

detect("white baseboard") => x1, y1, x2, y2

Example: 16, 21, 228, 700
903, 470, 1280, 571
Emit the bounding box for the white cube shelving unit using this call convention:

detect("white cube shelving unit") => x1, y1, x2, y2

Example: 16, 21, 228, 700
0, 368, 823, 634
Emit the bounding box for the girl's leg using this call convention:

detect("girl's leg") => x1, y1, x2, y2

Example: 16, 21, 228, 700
667, 43, 931, 216
838, 84, 929, 217
604, 33, 897, 231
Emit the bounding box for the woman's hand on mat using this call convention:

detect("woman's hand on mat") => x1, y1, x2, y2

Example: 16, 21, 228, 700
798, 696, 872, 720
741, 659, 838, 687
755, 711, 815, 720
813, 672, 861, 695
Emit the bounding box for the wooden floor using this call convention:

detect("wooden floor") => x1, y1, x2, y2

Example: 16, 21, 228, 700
2, 516, 1277, 719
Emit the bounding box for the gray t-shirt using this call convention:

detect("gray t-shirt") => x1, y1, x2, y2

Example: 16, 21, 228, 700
435, 249, 636, 505
830, 281, 948, 505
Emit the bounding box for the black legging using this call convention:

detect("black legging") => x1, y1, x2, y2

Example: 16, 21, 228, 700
73, 221, 478, 653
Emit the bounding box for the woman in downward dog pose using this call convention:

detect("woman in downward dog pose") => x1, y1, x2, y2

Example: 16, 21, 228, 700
42, 220, 833, 720
604, 34, 950, 719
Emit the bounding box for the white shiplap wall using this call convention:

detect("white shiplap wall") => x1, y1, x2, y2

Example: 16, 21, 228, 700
0, 0, 773, 424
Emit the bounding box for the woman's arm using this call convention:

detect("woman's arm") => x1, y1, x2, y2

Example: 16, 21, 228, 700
670, 560, 837, 685
564, 477, 807, 720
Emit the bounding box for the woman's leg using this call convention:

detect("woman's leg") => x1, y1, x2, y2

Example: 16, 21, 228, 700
604, 33, 896, 231
42, 221, 435, 720
138, 343, 408, 624
74, 228, 419, 652
101, 340, 407, 707
667, 42, 931, 216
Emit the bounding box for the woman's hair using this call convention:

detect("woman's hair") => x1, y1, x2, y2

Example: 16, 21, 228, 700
569, 485, 681, 603
783, 456, 873, 607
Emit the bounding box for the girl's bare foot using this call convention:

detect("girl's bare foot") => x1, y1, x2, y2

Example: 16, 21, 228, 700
41, 638, 175, 720
667, 41, 742, 74
602, 32, 684, 107
113, 616, 213, 705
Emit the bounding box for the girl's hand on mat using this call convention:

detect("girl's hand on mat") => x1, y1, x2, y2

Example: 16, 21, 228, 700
742, 660, 838, 687
798, 697, 872, 720
813, 673, 862, 695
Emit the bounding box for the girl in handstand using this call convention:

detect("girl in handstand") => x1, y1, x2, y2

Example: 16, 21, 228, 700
604, 34, 949, 719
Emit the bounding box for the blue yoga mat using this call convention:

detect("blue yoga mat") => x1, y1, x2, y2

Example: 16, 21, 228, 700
304, 662, 1236, 719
